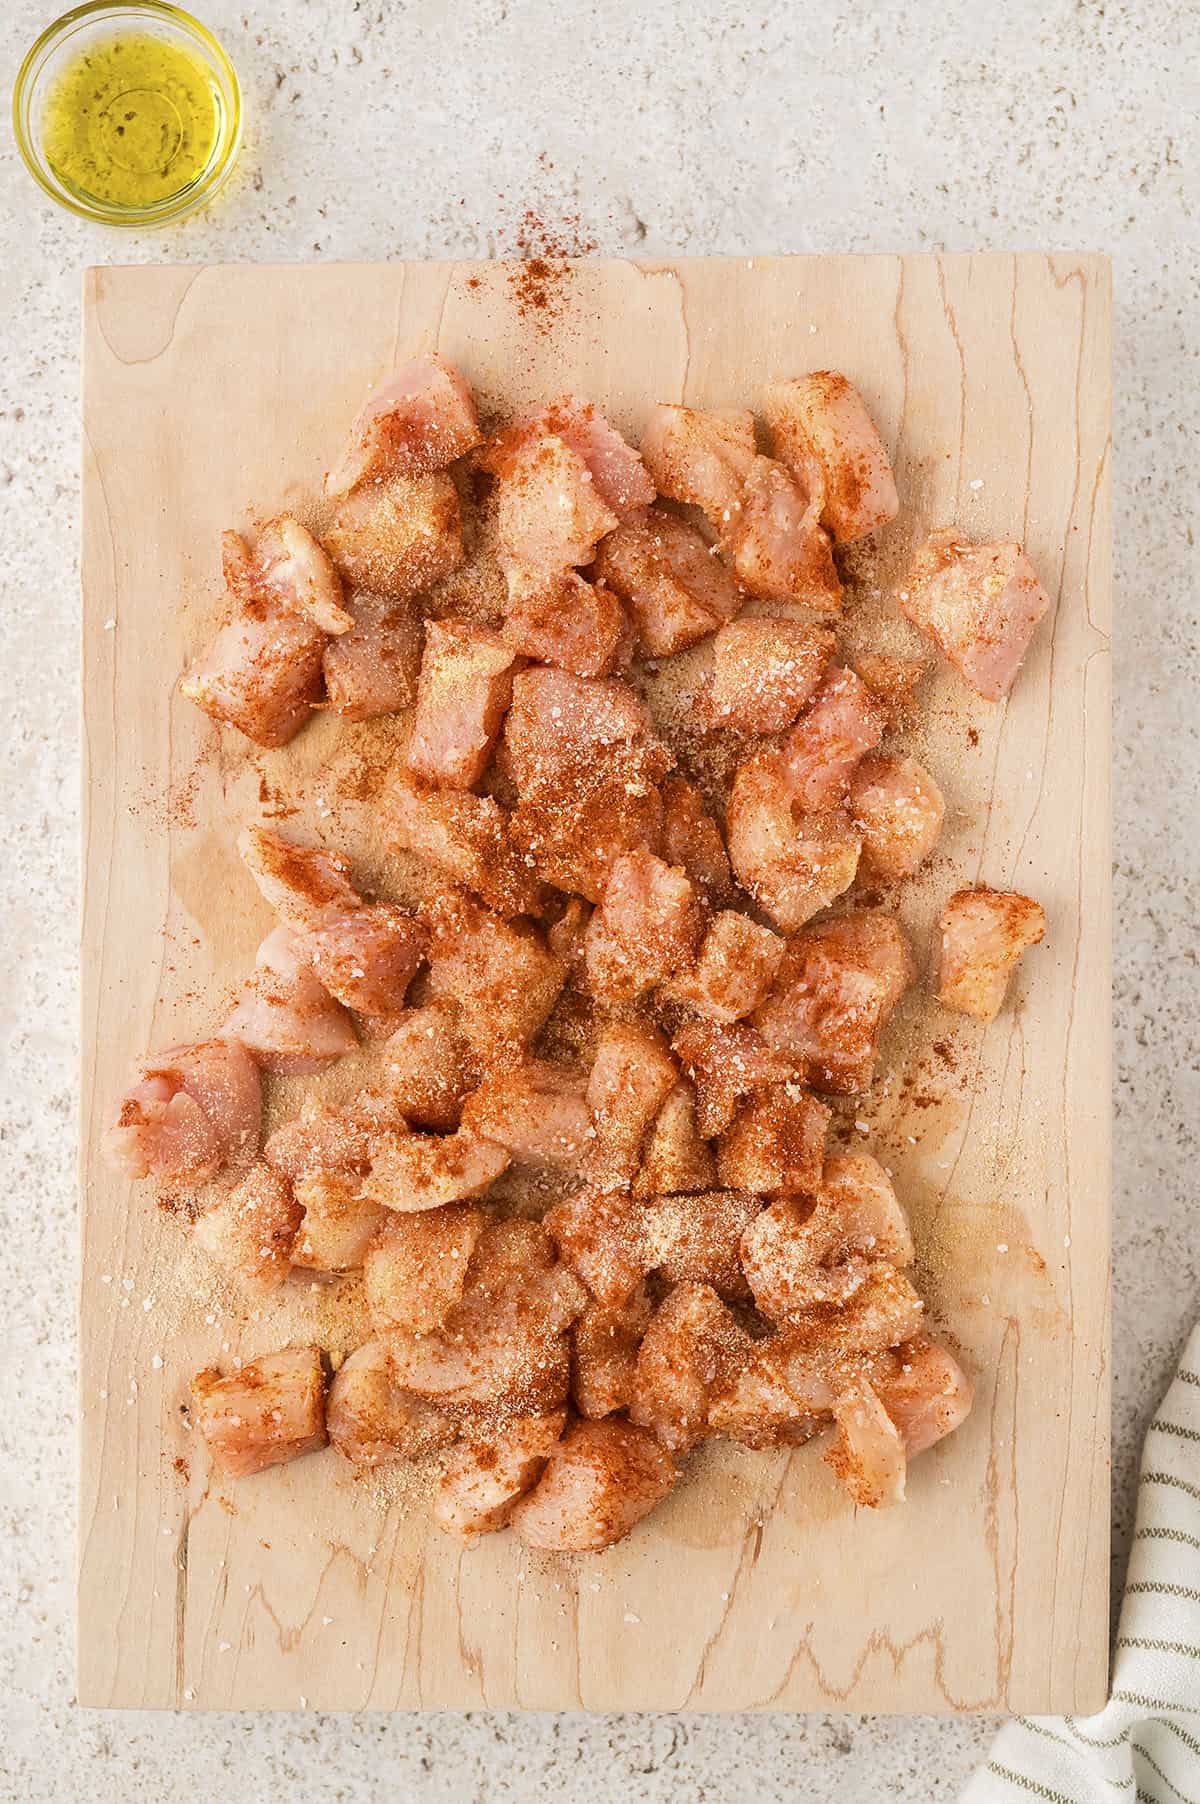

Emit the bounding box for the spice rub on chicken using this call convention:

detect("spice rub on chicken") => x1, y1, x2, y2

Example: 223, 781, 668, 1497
116, 353, 1059, 1550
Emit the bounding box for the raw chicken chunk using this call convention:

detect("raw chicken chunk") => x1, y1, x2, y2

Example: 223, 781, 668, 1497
383, 774, 543, 918
510, 1418, 677, 1552
326, 1339, 457, 1468
502, 570, 632, 678
405, 619, 520, 789
828, 1380, 908, 1507
593, 508, 743, 656
179, 594, 326, 749
103, 1038, 261, 1185
935, 887, 1046, 1020
264, 1087, 408, 1179
778, 666, 887, 811
659, 775, 734, 906
854, 652, 927, 718
640, 1188, 761, 1300
850, 754, 945, 881
716, 1082, 832, 1195
434, 1410, 567, 1538
323, 591, 422, 719
487, 397, 654, 520
586, 1021, 679, 1192
291, 1171, 387, 1272
721, 457, 842, 613
755, 912, 915, 1094
740, 1153, 913, 1319
362, 1128, 509, 1213
545, 1188, 646, 1308
425, 890, 567, 1057
572, 1283, 653, 1418
662, 911, 785, 1023
631, 1083, 716, 1199
763, 372, 900, 543
223, 926, 358, 1074
304, 903, 428, 1025
706, 619, 834, 734
238, 825, 361, 930
191, 1348, 327, 1479
192, 1161, 301, 1295
491, 434, 618, 577
672, 1018, 792, 1138
249, 515, 352, 634
584, 851, 706, 1001
631, 1281, 753, 1453
640, 404, 757, 529
325, 472, 464, 602
725, 749, 862, 929
460, 1061, 592, 1167
326, 353, 481, 495
383, 1003, 478, 1131
364, 1204, 488, 1333
899, 528, 1052, 701
873, 1336, 974, 1455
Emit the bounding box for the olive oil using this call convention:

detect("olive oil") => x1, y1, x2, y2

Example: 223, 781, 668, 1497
40, 31, 223, 210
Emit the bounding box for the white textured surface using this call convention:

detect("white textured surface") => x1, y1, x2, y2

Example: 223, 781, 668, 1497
0, 0, 1192, 1796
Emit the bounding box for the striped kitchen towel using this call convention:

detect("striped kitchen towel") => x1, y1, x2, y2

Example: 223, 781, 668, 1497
964, 1323, 1200, 1803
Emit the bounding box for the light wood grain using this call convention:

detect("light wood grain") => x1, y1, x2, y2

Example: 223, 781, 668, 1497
80, 254, 1111, 1714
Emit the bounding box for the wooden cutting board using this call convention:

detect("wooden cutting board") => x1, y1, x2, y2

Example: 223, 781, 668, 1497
79, 254, 1111, 1714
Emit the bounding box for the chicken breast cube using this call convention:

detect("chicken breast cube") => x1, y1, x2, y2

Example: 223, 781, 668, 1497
631, 1083, 716, 1199
179, 596, 326, 749
586, 1021, 679, 1192
854, 652, 927, 719
502, 570, 632, 678
488, 397, 654, 520
362, 1128, 509, 1213
264, 1088, 404, 1181
425, 890, 566, 1058
593, 508, 743, 656
631, 1282, 754, 1454
251, 515, 352, 633
326, 352, 481, 495
721, 457, 842, 613
434, 1409, 567, 1539
492, 434, 619, 577
364, 1204, 487, 1333
510, 1418, 677, 1552
291, 1170, 386, 1271
755, 912, 915, 1095
828, 1380, 908, 1507
640, 1189, 761, 1300
303, 903, 428, 1026
741, 1156, 913, 1320
460, 1062, 592, 1167
103, 1038, 261, 1186
238, 824, 361, 931
873, 1336, 974, 1456
778, 666, 887, 811
323, 591, 422, 719
405, 620, 520, 790
192, 1161, 301, 1296
327, 1339, 458, 1468
672, 1019, 792, 1138
707, 619, 835, 734
726, 749, 862, 930
223, 925, 359, 1075
660, 775, 734, 906
572, 1283, 653, 1418
584, 851, 706, 1002
325, 472, 464, 602
935, 887, 1046, 1020
383, 1003, 477, 1131
504, 666, 665, 793
545, 1189, 647, 1308
383, 774, 543, 918
191, 1348, 327, 1479
640, 404, 757, 530
850, 754, 945, 882
716, 1082, 831, 1196
900, 528, 1052, 701
763, 372, 900, 544
663, 911, 785, 1023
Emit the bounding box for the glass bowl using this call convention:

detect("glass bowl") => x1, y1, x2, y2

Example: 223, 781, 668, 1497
13, 1, 241, 227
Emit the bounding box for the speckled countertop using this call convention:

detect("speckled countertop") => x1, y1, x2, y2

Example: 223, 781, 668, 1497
0, 1, 1194, 1797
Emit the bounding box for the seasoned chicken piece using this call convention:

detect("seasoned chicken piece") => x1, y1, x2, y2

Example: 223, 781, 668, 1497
491, 434, 619, 577
405, 620, 520, 789
640, 404, 757, 530
323, 591, 422, 719
631, 1083, 717, 1199
899, 527, 1052, 701
741, 1154, 914, 1319
460, 1061, 592, 1167
425, 890, 567, 1057
721, 457, 842, 613
763, 372, 900, 544
502, 569, 632, 678
326, 353, 481, 495
364, 1204, 488, 1333
264, 1087, 408, 1179
504, 667, 666, 794
850, 754, 945, 882
820, 1153, 916, 1266
327, 1339, 457, 1468
192, 1161, 301, 1295
249, 515, 352, 633
586, 1021, 679, 1192
383, 774, 543, 918
584, 851, 706, 1001
640, 1188, 761, 1300
383, 1217, 586, 1417
631, 1282, 754, 1453
191, 1348, 327, 1479
325, 472, 464, 602
672, 1018, 792, 1138
291, 1171, 387, 1272
434, 1409, 567, 1538
872, 1336, 974, 1455
545, 1188, 646, 1308
725, 749, 862, 930
512, 776, 665, 905
778, 666, 887, 811
223, 925, 358, 1074
716, 1082, 831, 1195
545, 896, 593, 966
304, 903, 428, 1027
179, 594, 326, 749
854, 652, 927, 719
935, 887, 1046, 1020
383, 1003, 478, 1131
572, 1283, 654, 1418
510, 1417, 677, 1552
486, 397, 654, 520
706, 619, 834, 734
662, 911, 785, 1023
755, 912, 915, 1095
659, 775, 734, 906
238, 825, 361, 930
362, 1128, 509, 1212
103, 1038, 261, 1185
593, 508, 743, 656
828, 1380, 908, 1507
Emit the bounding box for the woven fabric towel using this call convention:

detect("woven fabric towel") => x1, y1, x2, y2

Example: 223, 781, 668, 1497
964, 1323, 1200, 1802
